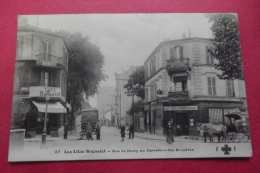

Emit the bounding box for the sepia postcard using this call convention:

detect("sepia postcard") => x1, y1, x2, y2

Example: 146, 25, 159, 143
9, 13, 252, 162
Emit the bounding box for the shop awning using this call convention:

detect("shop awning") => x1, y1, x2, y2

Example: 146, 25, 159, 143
32, 101, 66, 113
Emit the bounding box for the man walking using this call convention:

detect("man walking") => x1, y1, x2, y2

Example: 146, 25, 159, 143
120, 122, 125, 142
64, 120, 68, 139
128, 123, 134, 139
86, 122, 93, 140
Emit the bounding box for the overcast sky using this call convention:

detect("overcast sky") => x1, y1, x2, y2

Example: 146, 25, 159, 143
25, 13, 213, 107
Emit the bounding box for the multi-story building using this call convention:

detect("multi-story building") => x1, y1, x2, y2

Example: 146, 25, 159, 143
144, 37, 247, 136
13, 16, 69, 137
114, 66, 137, 126
97, 86, 115, 122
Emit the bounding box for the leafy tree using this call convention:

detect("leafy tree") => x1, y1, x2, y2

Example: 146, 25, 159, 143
127, 100, 144, 115
11, 98, 31, 129
206, 13, 244, 80
57, 31, 106, 117
124, 66, 145, 100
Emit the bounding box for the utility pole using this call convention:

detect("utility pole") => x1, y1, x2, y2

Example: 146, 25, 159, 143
131, 67, 135, 126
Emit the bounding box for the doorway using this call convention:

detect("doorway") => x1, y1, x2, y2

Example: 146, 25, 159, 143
176, 113, 189, 136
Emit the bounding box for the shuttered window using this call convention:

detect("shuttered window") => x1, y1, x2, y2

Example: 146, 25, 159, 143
208, 77, 216, 95
170, 47, 174, 60
206, 46, 214, 64
179, 46, 184, 62
226, 80, 235, 96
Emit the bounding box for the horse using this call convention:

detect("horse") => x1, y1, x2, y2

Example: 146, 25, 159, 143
197, 123, 227, 143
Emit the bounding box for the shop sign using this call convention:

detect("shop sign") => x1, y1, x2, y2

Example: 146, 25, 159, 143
29, 86, 61, 98
164, 106, 198, 111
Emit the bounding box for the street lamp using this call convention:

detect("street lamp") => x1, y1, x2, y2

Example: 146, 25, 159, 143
41, 90, 51, 148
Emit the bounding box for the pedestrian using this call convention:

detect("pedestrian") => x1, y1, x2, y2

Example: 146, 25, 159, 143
120, 122, 125, 142
96, 122, 101, 140
203, 125, 209, 143
166, 121, 174, 144
128, 123, 134, 139
86, 122, 93, 140
64, 120, 68, 140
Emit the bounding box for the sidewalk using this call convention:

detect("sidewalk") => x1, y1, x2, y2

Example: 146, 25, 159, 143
110, 126, 203, 142
25, 131, 81, 142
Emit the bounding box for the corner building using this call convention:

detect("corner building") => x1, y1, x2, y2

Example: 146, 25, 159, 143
144, 38, 247, 136
13, 17, 69, 137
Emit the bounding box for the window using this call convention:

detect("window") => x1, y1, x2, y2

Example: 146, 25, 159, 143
145, 88, 148, 102
179, 46, 184, 62
206, 46, 214, 64
149, 57, 156, 76
42, 41, 52, 62
170, 47, 174, 60
226, 80, 235, 96
145, 64, 148, 80
40, 72, 50, 86
16, 40, 22, 59
150, 83, 156, 100
208, 77, 216, 95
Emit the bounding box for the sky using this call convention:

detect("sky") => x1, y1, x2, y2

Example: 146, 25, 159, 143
25, 13, 213, 107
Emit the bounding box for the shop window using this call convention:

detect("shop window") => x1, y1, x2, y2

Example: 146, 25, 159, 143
226, 80, 235, 96
209, 108, 222, 124
207, 77, 216, 95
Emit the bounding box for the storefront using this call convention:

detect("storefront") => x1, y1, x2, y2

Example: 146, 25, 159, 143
147, 99, 243, 137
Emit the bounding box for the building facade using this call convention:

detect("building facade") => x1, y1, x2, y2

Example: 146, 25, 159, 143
144, 37, 247, 136
13, 16, 69, 137
114, 66, 137, 126
97, 86, 115, 124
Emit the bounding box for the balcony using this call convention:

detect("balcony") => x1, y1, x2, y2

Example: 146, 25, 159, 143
35, 54, 64, 70
168, 91, 190, 101
167, 58, 191, 74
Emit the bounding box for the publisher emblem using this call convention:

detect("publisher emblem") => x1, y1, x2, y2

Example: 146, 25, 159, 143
221, 144, 232, 155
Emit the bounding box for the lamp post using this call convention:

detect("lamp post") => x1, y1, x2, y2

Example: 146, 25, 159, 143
41, 90, 51, 148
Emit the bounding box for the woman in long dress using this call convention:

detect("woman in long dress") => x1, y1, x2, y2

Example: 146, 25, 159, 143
166, 121, 174, 144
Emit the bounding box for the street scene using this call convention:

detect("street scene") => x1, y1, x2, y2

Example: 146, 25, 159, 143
9, 13, 252, 162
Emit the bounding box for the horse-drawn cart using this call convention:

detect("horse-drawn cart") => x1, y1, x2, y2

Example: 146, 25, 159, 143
224, 114, 249, 143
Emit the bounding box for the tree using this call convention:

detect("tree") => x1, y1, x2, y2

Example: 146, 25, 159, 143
124, 66, 145, 100
57, 31, 106, 116
124, 66, 145, 116
127, 100, 144, 115
11, 98, 31, 129
206, 13, 244, 80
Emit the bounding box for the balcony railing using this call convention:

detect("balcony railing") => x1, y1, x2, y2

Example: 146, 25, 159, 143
168, 91, 190, 101
167, 58, 190, 73
36, 54, 63, 69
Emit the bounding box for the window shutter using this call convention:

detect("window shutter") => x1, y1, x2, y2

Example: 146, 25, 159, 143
212, 77, 216, 95
180, 46, 184, 61
232, 80, 235, 96
208, 77, 212, 95
210, 46, 214, 64
40, 71, 45, 86
206, 46, 209, 64
170, 47, 174, 59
